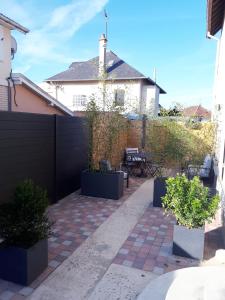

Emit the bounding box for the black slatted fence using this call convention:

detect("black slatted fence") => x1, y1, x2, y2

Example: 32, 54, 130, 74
0, 111, 88, 204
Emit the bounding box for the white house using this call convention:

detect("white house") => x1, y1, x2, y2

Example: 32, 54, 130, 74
207, 0, 225, 242
0, 13, 29, 110
41, 34, 166, 116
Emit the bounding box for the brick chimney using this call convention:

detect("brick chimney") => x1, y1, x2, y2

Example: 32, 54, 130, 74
99, 33, 107, 78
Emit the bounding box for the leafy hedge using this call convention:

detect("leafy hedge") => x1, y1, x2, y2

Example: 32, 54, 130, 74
146, 119, 216, 169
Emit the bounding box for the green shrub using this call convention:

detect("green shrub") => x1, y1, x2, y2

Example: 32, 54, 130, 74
0, 179, 52, 248
162, 175, 220, 229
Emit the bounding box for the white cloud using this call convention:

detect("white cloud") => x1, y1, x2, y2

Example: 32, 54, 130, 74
1, 0, 109, 71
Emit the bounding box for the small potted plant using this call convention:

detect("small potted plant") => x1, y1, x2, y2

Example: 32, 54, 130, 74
162, 175, 219, 260
0, 179, 51, 285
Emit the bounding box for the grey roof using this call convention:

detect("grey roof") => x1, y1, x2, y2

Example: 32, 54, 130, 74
46, 51, 166, 94
0, 13, 29, 34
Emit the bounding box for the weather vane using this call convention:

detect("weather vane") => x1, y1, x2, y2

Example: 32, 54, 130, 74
104, 9, 108, 39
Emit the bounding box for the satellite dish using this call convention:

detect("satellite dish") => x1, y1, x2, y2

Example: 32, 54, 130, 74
11, 36, 17, 58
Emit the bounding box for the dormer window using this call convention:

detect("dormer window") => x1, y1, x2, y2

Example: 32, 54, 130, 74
114, 89, 125, 106
107, 60, 114, 67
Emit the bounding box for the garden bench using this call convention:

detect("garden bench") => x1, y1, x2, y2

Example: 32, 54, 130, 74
187, 154, 214, 184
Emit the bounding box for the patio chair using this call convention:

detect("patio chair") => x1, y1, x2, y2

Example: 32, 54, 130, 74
99, 160, 129, 188
124, 148, 146, 176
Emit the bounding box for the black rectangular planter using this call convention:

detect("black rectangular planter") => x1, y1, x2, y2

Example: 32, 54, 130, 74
153, 177, 168, 207
81, 170, 124, 200
0, 239, 48, 286
173, 225, 204, 260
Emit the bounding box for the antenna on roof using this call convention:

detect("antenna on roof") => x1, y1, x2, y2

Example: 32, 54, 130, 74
104, 9, 108, 40
153, 67, 157, 83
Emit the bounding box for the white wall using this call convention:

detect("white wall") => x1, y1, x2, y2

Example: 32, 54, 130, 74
41, 80, 142, 113
212, 14, 225, 244
213, 15, 225, 194
0, 25, 11, 86
142, 85, 160, 116
40, 80, 160, 115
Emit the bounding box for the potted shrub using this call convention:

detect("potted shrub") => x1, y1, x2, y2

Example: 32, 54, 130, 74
162, 175, 219, 260
0, 179, 51, 285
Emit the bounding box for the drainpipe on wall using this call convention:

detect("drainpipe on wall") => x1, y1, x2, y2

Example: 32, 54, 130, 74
7, 77, 11, 111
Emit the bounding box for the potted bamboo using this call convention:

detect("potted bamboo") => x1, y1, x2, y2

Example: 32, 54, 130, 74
162, 175, 219, 260
81, 92, 126, 200
0, 179, 51, 285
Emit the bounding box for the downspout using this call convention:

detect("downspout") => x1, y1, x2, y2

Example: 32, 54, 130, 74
7, 77, 11, 111
7, 70, 18, 111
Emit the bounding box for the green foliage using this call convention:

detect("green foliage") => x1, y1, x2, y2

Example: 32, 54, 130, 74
162, 175, 220, 229
146, 119, 215, 169
159, 105, 183, 117
0, 179, 52, 248
185, 118, 202, 130
85, 79, 127, 169
86, 99, 101, 170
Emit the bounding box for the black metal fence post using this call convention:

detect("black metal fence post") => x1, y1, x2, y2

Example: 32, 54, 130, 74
141, 114, 147, 149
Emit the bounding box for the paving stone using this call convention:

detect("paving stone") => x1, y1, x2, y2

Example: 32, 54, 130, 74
18, 287, 34, 297
62, 240, 72, 246
48, 260, 61, 268
130, 233, 138, 238
134, 241, 143, 247
153, 266, 164, 275
122, 260, 133, 267
0, 290, 15, 300
146, 236, 154, 241
152, 226, 159, 230
136, 238, 145, 242
119, 248, 129, 255
48, 237, 58, 242
60, 250, 71, 257
158, 231, 166, 235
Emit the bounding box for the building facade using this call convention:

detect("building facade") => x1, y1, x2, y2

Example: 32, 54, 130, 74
0, 13, 73, 116
0, 13, 28, 111
207, 0, 225, 243
41, 34, 166, 116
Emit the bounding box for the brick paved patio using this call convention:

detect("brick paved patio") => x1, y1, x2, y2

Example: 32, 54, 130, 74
113, 205, 199, 275
0, 178, 144, 300
0, 177, 222, 300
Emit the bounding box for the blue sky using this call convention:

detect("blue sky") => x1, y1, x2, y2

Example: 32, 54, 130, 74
1, 0, 217, 109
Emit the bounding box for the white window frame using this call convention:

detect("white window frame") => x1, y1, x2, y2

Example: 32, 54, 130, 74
114, 89, 125, 106
73, 95, 87, 107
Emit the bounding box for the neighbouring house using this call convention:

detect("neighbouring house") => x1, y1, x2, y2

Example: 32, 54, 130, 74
207, 0, 225, 243
0, 13, 28, 110
11, 73, 73, 116
0, 12, 73, 116
182, 105, 211, 120
41, 34, 166, 116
